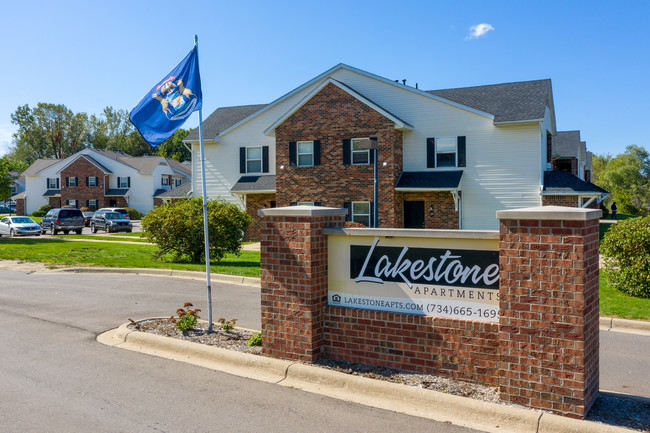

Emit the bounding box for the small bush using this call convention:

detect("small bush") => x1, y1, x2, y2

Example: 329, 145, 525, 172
248, 332, 262, 347
38, 204, 51, 213
217, 317, 237, 331
601, 216, 650, 298
80, 207, 91, 212
343, 221, 366, 228
170, 302, 201, 332
125, 207, 142, 220
31, 210, 46, 217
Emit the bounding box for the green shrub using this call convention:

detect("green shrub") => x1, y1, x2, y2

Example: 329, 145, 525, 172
248, 332, 262, 347
170, 302, 200, 333
31, 210, 46, 217
124, 207, 142, 220
141, 197, 251, 263
601, 216, 650, 298
217, 317, 237, 331
38, 204, 51, 213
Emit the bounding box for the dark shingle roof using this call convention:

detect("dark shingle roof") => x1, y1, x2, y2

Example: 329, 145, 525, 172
43, 189, 61, 197
553, 131, 581, 157
155, 182, 192, 198
105, 189, 129, 196
231, 175, 276, 193
543, 171, 608, 194
23, 159, 60, 176
395, 171, 463, 190
185, 104, 268, 141
428, 79, 551, 123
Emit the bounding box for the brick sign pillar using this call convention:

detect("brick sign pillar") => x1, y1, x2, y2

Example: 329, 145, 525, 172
496, 206, 601, 418
258, 206, 347, 362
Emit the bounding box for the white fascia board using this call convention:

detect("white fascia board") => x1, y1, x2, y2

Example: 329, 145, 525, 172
232, 190, 276, 195
493, 119, 544, 126
394, 187, 459, 192
541, 191, 601, 196
218, 63, 495, 140
263, 78, 414, 136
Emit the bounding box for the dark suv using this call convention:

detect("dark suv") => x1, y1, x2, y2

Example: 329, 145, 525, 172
40, 208, 85, 235
90, 210, 133, 233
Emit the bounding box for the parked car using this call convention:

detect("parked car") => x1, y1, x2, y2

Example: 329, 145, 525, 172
90, 210, 133, 233
0, 206, 12, 214
40, 208, 85, 235
96, 207, 130, 219
82, 211, 95, 227
0, 216, 42, 237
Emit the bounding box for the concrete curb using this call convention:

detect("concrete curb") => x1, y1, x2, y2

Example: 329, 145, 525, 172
57, 267, 261, 287
600, 316, 650, 336
97, 322, 631, 433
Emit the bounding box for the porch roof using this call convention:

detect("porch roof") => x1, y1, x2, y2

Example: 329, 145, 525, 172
395, 171, 463, 191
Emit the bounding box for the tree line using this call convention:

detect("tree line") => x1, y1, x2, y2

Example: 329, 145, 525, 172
592, 144, 650, 215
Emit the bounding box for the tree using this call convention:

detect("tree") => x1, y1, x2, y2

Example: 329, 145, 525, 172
156, 129, 191, 162
10, 103, 88, 165
141, 198, 251, 263
0, 156, 14, 202
88, 107, 132, 151
593, 145, 650, 215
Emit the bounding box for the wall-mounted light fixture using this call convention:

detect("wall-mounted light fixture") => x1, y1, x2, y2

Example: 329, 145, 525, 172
429, 204, 434, 217
280, 165, 285, 170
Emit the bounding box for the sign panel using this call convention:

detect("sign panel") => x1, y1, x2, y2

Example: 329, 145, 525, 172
328, 237, 500, 322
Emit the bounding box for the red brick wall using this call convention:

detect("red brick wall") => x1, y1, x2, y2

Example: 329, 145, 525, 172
275, 82, 403, 228
543, 195, 578, 207
498, 215, 600, 418
60, 157, 107, 208
245, 193, 276, 241
16, 199, 25, 216
260, 210, 347, 362
48, 197, 61, 208
398, 191, 459, 229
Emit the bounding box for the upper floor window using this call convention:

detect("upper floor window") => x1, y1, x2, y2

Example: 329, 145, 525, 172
297, 141, 314, 167
426, 136, 466, 168
174, 179, 182, 187
246, 147, 262, 173
47, 178, 59, 189
67, 177, 77, 187
88, 176, 98, 187
162, 176, 169, 186
118, 177, 130, 188
351, 138, 370, 165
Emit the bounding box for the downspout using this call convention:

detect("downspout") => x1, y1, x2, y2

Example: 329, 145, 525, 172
451, 190, 461, 229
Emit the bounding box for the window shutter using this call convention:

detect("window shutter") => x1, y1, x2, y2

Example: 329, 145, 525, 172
343, 201, 351, 221
86, 200, 89, 207
314, 201, 322, 207
75, 176, 78, 186
290, 202, 297, 206
85, 177, 89, 186
117, 177, 121, 188
457, 136, 466, 167
262, 146, 269, 173
427, 138, 436, 168
239, 147, 246, 173
66, 177, 69, 187
46, 179, 49, 189
127, 177, 131, 188
56, 178, 59, 189
289, 141, 297, 166
313, 140, 321, 166
342, 139, 351, 165
370, 202, 375, 227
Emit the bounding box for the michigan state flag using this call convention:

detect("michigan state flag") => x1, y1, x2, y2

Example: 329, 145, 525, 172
130, 46, 202, 147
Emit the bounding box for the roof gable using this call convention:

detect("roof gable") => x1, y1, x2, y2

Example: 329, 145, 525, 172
264, 78, 413, 136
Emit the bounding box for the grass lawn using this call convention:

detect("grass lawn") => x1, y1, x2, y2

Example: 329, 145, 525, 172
600, 270, 650, 321
52, 234, 149, 243
0, 237, 260, 277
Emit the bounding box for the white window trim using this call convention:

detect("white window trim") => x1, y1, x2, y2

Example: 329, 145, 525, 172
118, 177, 129, 188
67, 199, 77, 207
297, 201, 315, 206
351, 137, 370, 165
162, 176, 169, 186
435, 136, 458, 168
68, 177, 77, 187
47, 178, 58, 189
351, 201, 371, 225
246, 146, 263, 173
297, 140, 314, 167
88, 176, 98, 187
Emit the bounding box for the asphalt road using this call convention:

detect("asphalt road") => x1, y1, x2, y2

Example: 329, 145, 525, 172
0, 270, 483, 433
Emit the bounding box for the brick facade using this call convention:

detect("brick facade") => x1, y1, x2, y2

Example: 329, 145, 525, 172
275, 82, 403, 228
397, 191, 459, 229
245, 193, 276, 241
260, 205, 601, 419
543, 195, 599, 210
58, 158, 119, 209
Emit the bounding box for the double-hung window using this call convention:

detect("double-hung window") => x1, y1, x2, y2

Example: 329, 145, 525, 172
435, 137, 457, 167
297, 141, 314, 167
88, 176, 98, 187
162, 176, 169, 186
351, 138, 370, 165
352, 201, 371, 226
174, 179, 182, 187
246, 147, 262, 173
67, 199, 77, 207
67, 177, 77, 187
47, 178, 58, 189
118, 177, 129, 188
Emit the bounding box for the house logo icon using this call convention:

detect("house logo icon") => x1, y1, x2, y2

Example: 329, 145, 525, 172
331, 294, 341, 303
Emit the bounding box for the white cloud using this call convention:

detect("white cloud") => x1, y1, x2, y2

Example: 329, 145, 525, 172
0, 124, 15, 156
466, 23, 494, 40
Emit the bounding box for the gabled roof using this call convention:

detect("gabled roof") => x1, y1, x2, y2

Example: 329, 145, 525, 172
43, 189, 61, 197
264, 78, 413, 136
8, 171, 25, 183
395, 171, 463, 190
543, 171, 608, 195
23, 159, 59, 176
166, 158, 191, 176
184, 104, 268, 142
56, 154, 113, 175
553, 131, 582, 157
105, 188, 129, 196
231, 175, 276, 193
428, 79, 552, 124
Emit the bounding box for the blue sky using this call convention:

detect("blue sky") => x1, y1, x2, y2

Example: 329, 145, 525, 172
1, 0, 648, 158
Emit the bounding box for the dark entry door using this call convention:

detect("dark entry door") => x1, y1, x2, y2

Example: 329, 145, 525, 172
404, 201, 425, 228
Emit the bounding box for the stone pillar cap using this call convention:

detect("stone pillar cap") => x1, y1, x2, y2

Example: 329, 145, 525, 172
259, 205, 348, 217
496, 206, 602, 221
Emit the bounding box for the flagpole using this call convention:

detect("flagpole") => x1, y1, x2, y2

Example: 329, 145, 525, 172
195, 34, 213, 333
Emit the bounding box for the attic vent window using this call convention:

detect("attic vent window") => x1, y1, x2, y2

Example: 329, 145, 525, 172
158, 161, 168, 166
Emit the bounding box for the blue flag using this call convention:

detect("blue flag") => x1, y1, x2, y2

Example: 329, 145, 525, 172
130, 46, 202, 147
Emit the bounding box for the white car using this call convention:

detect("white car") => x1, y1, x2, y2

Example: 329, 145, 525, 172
0, 216, 42, 237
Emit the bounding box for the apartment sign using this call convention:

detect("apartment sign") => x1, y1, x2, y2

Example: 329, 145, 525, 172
328, 237, 500, 322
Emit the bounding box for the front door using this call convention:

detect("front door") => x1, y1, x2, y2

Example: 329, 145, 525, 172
109, 199, 117, 207
404, 201, 425, 228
